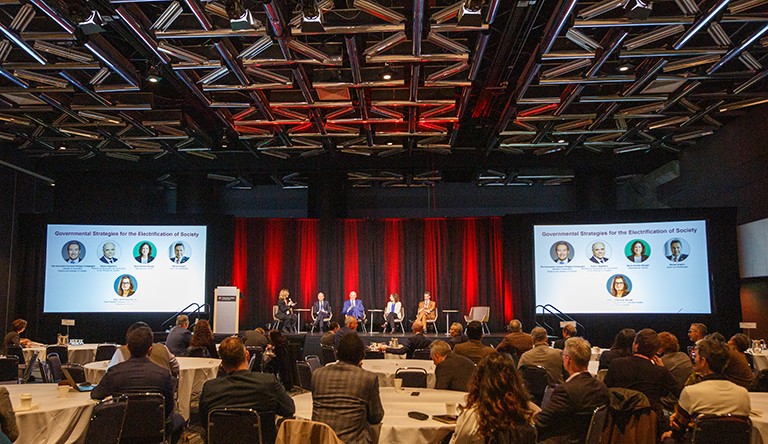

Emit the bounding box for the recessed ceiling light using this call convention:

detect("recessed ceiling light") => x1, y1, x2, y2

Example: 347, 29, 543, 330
557, 139, 566, 143
617, 63, 634, 72
386, 141, 393, 146
59, 145, 66, 150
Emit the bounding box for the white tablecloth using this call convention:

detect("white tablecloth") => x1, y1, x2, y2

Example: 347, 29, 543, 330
752, 352, 768, 371
6, 384, 96, 444
294, 387, 467, 443
362, 359, 437, 389
23, 344, 100, 365
84, 357, 220, 420
750, 393, 768, 444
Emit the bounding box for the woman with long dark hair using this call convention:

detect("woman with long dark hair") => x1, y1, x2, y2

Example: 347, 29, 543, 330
451, 353, 537, 444
599, 328, 636, 370
188, 319, 218, 358
264, 330, 293, 390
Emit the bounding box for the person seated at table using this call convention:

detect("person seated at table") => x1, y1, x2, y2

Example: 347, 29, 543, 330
496, 319, 533, 359
661, 338, 750, 443
431, 340, 475, 392
334, 316, 359, 349
92, 325, 185, 443
450, 353, 538, 444
242, 327, 269, 349
342, 291, 365, 325
728, 333, 753, 369
378, 321, 432, 359
553, 324, 577, 350
2, 319, 31, 355
518, 326, 565, 384
0, 387, 18, 443
311, 292, 332, 332
188, 319, 218, 359
415, 291, 436, 325
449, 322, 468, 349
599, 328, 636, 371
275, 289, 297, 333
455, 321, 494, 365
264, 330, 293, 390
535, 337, 609, 443
199, 337, 294, 443
109, 321, 179, 377
382, 293, 403, 333
322, 322, 339, 348
166, 314, 192, 357
657, 332, 693, 391
707, 332, 754, 388
312, 332, 384, 444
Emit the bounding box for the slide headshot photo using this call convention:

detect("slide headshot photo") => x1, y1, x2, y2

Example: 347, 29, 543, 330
99, 241, 120, 264
666, 238, 690, 262
62, 240, 85, 264
134, 241, 156, 264
607, 274, 632, 298
115, 274, 137, 297
551, 241, 573, 264
625, 239, 651, 263
169, 242, 190, 264
588, 240, 610, 264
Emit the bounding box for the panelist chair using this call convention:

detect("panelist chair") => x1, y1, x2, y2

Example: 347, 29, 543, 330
310, 312, 332, 334
425, 307, 439, 334
464, 306, 491, 335
393, 306, 407, 333
271, 305, 283, 331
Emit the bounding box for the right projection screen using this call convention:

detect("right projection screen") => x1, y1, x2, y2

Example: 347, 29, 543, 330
533, 220, 711, 314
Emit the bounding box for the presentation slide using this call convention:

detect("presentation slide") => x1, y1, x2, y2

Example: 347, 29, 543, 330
533, 220, 711, 314
44, 224, 207, 313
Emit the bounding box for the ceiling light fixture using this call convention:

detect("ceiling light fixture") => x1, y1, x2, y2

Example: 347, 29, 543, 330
380, 64, 396, 80
146, 66, 163, 84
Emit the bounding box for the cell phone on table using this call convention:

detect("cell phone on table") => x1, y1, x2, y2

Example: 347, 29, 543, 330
410, 391, 420, 396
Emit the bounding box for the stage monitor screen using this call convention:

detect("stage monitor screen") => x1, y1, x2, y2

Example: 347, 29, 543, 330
44, 224, 207, 313
533, 220, 711, 314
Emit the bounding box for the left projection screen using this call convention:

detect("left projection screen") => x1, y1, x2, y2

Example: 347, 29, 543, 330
44, 224, 207, 313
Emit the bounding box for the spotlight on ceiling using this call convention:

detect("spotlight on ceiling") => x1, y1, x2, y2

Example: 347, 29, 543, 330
457, 0, 483, 27
146, 66, 162, 84
301, 1, 324, 32
625, 0, 652, 19
617, 63, 635, 72
230, 9, 261, 31
78, 10, 106, 35
380, 64, 396, 80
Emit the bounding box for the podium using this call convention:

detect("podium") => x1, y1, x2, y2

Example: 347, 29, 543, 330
213, 286, 240, 334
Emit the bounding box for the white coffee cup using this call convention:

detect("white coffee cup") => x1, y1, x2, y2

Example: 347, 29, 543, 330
20, 393, 32, 409
58, 385, 70, 398
393, 378, 403, 390
445, 403, 457, 416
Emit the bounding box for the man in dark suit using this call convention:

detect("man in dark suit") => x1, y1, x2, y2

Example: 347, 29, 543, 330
379, 321, 432, 359
454, 321, 494, 364
553, 324, 577, 350
431, 340, 475, 392
449, 322, 468, 349
535, 337, 609, 443
99, 242, 118, 264
334, 316, 359, 349
496, 319, 533, 358
312, 332, 384, 444
588, 241, 609, 263
65, 241, 83, 263
312, 292, 332, 332
199, 337, 295, 443
553, 241, 571, 264
667, 239, 688, 262
242, 327, 269, 348
92, 325, 185, 443
321, 322, 339, 348
171, 243, 189, 264
166, 315, 191, 357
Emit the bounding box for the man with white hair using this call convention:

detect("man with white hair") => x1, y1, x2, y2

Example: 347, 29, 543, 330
518, 326, 565, 383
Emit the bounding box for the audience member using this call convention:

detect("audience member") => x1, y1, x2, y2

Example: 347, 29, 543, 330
455, 321, 494, 365
188, 319, 218, 358
496, 319, 533, 359
518, 327, 564, 384
657, 332, 693, 391
312, 333, 384, 443
729, 333, 753, 369
242, 327, 269, 348
92, 326, 185, 443
687, 323, 707, 345
449, 322, 468, 349
662, 338, 750, 442
166, 314, 192, 357
264, 330, 293, 390
199, 337, 295, 444
604, 328, 679, 411
706, 333, 753, 388
598, 328, 636, 371
0, 386, 18, 442
553, 324, 577, 350
334, 316, 359, 349
379, 321, 432, 359
431, 340, 475, 392
321, 322, 339, 348
535, 337, 609, 443
451, 353, 537, 444
109, 322, 179, 377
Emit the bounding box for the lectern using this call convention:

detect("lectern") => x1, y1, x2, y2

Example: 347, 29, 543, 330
213, 286, 240, 334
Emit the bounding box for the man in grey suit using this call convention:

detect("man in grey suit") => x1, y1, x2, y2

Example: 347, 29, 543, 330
518, 326, 565, 383
312, 332, 384, 443
431, 340, 475, 392
242, 327, 269, 348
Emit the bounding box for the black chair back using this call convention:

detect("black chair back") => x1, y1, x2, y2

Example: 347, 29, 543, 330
364, 350, 384, 360
520, 365, 552, 406
84, 395, 129, 444
94, 344, 118, 362
208, 408, 268, 444
751, 369, 768, 392
691, 414, 752, 444
487, 422, 537, 444
247, 346, 263, 372
412, 348, 431, 360
187, 346, 210, 358
21, 351, 38, 383
395, 367, 428, 388
321, 345, 336, 365
46, 345, 68, 365
585, 405, 609, 444
305, 355, 321, 372
5, 346, 24, 366
120, 393, 166, 443
62, 364, 87, 383
296, 361, 312, 392
46, 353, 64, 382
0, 356, 18, 383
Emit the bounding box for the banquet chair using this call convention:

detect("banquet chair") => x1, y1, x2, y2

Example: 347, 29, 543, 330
208, 408, 265, 444
275, 418, 344, 444
691, 414, 752, 444
395, 367, 428, 388
271, 306, 283, 331
296, 361, 313, 392
305, 355, 322, 372
120, 392, 166, 443
61, 364, 87, 383
0, 357, 19, 384
584, 405, 609, 444
20, 351, 38, 383
247, 346, 263, 372
364, 349, 384, 360
46, 345, 69, 364
321, 345, 336, 365
412, 348, 432, 360
84, 395, 129, 444
310, 311, 332, 333
4, 346, 25, 366
487, 423, 537, 444
463, 307, 490, 335
751, 369, 768, 392
187, 346, 210, 358
46, 353, 64, 382
519, 365, 553, 406
94, 344, 118, 361
425, 307, 439, 334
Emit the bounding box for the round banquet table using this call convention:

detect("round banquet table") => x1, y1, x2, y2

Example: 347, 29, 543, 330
23, 344, 100, 365
751, 352, 768, 371
293, 387, 467, 444
361, 359, 437, 389
749, 393, 768, 444
6, 383, 96, 444
84, 356, 221, 420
